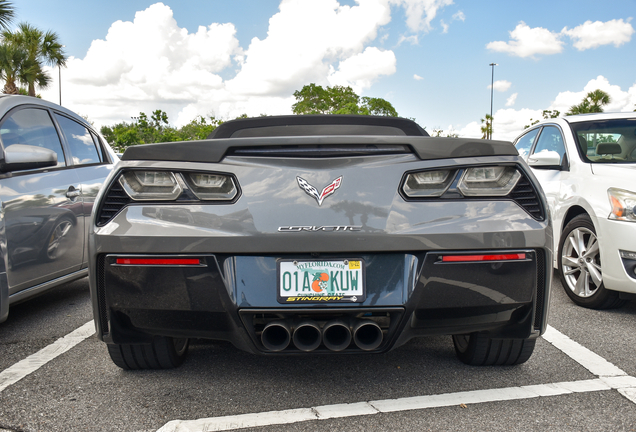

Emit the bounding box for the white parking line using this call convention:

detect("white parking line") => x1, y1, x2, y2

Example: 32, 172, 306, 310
156, 325, 636, 432
542, 325, 627, 377
1, 320, 634, 430
0, 320, 95, 393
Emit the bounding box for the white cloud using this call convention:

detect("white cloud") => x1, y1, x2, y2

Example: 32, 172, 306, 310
458, 76, 636, 142
457, 108, 542, 140
224, 0, 392, 95
505, 93, 518, 107
397, 34, 419, 45
486, 21, 564, 58
452, 11, 465, 22
440, 19, 449, 33
489, 80, 511, 92
550, 75, 636, 114
328, 47, 396, 90
390, 0, 454, 33
562, 19, 634, 50
44, 1, 420, 127
414, 74, 424, 80
46, 3, 243, 126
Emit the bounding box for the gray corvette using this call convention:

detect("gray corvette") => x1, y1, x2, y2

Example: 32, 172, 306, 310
89, 115, 552, 369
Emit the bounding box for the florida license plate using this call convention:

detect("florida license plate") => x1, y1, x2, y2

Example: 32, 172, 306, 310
277, 259, 366, 303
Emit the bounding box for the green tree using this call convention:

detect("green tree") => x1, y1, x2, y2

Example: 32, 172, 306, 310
292, 84, 398, 116
101, 111, 229, 150
179, 115, 221, 140
566, 89, 611, 115
0, 42, 27, 94
2, 23, 67, 97
360, 96, 398, 116
480, 114, 493, 139
524, 109, 560, 129
0, 0, 14, 30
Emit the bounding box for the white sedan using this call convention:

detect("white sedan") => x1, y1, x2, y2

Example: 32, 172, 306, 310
514, 112, 636, 309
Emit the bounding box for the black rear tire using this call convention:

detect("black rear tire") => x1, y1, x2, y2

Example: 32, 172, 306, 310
452, 333, 535, 366
107, 336, 189, 370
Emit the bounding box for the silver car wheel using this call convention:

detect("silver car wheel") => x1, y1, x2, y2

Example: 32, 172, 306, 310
561, 226, 602, 298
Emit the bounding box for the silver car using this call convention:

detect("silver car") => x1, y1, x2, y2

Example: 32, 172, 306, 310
89, 115, 552, 369
0, 95, 117, 323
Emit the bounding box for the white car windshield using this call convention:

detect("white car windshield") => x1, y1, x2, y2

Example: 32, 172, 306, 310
570, 118, 636, 164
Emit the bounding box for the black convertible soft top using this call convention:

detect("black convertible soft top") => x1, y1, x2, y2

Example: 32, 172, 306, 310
208, 115, 429, 138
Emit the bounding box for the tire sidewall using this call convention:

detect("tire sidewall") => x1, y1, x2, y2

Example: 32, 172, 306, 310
557, 214, 609, 308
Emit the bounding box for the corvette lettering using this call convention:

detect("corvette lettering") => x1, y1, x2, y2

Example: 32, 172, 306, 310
278, 225, 362, 232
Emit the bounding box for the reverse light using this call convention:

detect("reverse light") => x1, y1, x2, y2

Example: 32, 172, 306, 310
608, 188, 636, 222
403, 169, 455, 197
119, 171, 182, 201
457, 166, 520, 196
183, 172, 237, 201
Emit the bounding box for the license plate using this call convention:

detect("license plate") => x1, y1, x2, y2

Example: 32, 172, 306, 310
277, 259, 366, 303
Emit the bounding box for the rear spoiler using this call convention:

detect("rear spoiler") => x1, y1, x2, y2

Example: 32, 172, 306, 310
121, 136, 518, 163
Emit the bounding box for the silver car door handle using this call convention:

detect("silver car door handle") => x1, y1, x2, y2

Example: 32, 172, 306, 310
66, 189, 81, 198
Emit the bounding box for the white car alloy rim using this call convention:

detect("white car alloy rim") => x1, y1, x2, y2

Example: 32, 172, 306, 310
562, 227, 602, 298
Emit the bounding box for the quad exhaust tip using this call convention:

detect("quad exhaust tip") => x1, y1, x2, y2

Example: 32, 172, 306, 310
261, 318, 383, 352
292, 320, 322, 352
261, 320, 292, 352
352, 319, 383, 351
322, 319, 353, 352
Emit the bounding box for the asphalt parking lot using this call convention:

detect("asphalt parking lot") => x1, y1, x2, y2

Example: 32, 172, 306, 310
1, 273, 635, 432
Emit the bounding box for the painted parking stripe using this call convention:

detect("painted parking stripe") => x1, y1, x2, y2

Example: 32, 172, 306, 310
157, 378, 631, 432
1, 319, 633, 430
542, 325, 627, 377
0, 320, 95, 393
157, 325, 636, 432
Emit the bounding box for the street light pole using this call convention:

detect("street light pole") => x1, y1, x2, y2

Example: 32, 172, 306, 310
489, 63, 497, 139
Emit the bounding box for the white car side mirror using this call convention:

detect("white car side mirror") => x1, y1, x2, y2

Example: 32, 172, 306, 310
528, 150, 561, 169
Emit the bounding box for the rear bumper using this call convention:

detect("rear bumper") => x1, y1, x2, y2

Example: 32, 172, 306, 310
92, 249, 550, 354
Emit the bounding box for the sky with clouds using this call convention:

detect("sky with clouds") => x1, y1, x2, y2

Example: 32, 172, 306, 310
12, 0, 636, 141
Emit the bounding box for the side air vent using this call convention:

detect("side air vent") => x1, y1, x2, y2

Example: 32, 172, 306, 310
96, 179, 131, 227
509, 173, 545, 221
227, 144, 413, 158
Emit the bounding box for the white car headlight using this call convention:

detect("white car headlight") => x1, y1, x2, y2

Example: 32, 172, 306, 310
608, 187, 636, 222
457, 166, 521, 196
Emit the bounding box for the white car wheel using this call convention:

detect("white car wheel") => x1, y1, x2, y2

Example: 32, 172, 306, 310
558, 214, 625, 309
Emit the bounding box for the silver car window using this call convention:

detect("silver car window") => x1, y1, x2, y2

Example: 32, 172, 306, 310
55, 114, 102, 166
0, 108, 66, 167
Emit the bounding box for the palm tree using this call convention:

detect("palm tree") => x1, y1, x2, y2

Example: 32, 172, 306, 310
0, 0, 14, 30
480, 114, 493, 139
0, 43, 29, 94
2, 22, 66, 96
567, 89, 611, 115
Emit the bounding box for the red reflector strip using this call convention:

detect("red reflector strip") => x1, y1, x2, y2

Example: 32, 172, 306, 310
116, 258, 201, 266
441, 253, 526, 263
